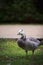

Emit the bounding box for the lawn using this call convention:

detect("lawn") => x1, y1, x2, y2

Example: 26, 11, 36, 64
0, 38, 43, 65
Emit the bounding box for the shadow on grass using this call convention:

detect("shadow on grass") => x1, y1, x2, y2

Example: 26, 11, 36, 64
0, 54, 43, 65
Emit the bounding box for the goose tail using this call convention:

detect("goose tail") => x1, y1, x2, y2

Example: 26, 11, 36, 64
39, 40, 43, 45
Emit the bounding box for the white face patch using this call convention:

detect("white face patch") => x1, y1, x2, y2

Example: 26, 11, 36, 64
18, 29, 23, 33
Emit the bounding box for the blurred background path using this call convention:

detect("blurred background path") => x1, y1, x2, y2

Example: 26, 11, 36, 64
0, 25, 43, 38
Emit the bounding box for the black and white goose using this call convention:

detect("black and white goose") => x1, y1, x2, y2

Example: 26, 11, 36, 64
17, 29, 43, 55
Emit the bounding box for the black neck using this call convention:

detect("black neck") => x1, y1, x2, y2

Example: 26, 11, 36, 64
21, 35, 26, 40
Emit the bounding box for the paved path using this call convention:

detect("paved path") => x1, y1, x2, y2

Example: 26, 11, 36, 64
0, 24, 43, 38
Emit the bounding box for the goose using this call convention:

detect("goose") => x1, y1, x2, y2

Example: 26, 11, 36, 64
17, 29, 43, 55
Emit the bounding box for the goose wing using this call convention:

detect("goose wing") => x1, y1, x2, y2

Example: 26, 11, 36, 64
25, 38, 40, 50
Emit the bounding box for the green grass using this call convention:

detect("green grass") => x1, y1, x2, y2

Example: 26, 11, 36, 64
0, 39, 43, 65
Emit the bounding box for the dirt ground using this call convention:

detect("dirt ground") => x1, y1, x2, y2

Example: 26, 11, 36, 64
0, 24, 43, 38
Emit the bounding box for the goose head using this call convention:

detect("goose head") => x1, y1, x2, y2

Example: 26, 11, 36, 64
17, 29, 26, 40
17, 29, 25, 36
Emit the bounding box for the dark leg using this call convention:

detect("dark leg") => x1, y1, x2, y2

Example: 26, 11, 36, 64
32, 50, 35, 60
32, 50, 34, 55
32, 50, 34, 57
25, 50, 28, 56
